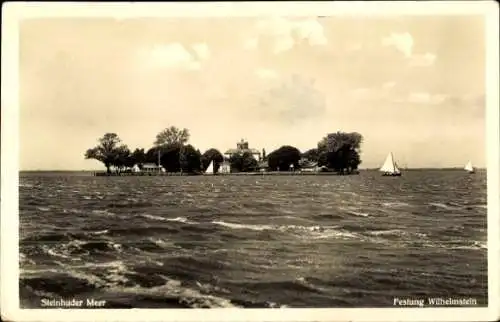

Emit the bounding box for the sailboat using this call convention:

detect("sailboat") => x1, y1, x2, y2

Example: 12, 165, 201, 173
464, 160, 475, 174
379, 152, 401, 176
204, 161, 214, 175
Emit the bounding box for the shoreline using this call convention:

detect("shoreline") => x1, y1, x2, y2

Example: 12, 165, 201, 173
18, 168, 486, 176
91, 171, 359, 177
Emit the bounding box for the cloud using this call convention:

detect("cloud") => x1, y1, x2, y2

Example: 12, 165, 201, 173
140, 42, 209, 71
382, 32, 414, 57
257, 74, 326, 124
272, 35, 295, 54
191, 43, 210, 60
407, 92, 448, 105
382, 32, 436, 67
255, 68, 279, 79
245, 17, 327, 54
409, 52, 436, 67
293, 19, 328, 46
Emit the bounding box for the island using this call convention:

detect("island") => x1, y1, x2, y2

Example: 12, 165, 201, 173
84, 126, 363, 176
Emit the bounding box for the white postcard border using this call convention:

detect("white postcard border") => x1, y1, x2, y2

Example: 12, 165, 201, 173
1, 1, 499, 322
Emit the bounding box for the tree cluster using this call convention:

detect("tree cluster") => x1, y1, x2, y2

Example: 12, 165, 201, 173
301, 131, 363, 174
85, 127, 221, 174
267, 145, 301, 171
85, 128, 363, 175
229, 152, 259, 173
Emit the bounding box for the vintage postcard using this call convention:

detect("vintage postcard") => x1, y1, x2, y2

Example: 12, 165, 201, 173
1, 1, 499, 322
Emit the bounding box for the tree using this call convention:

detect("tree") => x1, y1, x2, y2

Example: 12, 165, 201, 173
131, 148, 146, 168
302, 148, 320, 162
318, 131, 363, 154
180, 144, 202, 174
317, 150, 329, 168
84, 133, 126, 174
112, 146, 132, 173
317, 131, 363, 174
347, 149, 361, 171
146, 145, 182, 172
154, 126, 190, 147
267, 145, 302, 171
201, 148, 224, 173
229, 152, 258, 172
262, 148, 267, 160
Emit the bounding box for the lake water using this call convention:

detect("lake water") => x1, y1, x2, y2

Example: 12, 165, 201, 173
19, 170, 488, 308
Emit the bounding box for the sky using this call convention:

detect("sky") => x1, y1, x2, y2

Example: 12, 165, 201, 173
19, 15, 486, 170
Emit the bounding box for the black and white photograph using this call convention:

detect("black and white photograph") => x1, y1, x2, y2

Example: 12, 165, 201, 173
1, 2, 499, 322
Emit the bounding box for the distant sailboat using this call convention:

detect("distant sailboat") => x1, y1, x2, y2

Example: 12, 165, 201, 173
379, 152, 401, 176
204, 161, 214, 175
464, 160, 475, 174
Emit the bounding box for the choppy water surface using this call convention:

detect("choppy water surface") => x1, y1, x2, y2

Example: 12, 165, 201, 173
19, 170, 488, 308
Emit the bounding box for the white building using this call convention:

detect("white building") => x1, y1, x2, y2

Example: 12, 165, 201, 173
141, 163, 165, 173
224, 139, 261, 161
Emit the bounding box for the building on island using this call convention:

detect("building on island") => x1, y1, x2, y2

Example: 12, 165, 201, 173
299, 159, 319, 172
140, 163, 165, 173
224, 139, 261, 161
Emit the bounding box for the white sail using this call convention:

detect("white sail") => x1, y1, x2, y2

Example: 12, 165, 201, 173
205, 161, 214, 174
464, 160, 474, 172
379, 152, 400, 174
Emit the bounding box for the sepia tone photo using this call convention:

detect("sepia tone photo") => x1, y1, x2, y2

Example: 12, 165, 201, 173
1, 2, 499, 322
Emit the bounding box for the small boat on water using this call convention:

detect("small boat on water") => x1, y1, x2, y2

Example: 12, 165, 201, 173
464, 160, 475, 174
379, 152, 401, 176
204, 161, 215, 175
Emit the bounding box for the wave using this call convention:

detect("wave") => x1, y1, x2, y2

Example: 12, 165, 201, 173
77, 241, 122, 253
447, 240, 487, 250
90, 230, 109, 235
167, 217, 190, 223
212, 221, 273, 231
23, 260, 240, 308
367, 229, 406, 237
381, 201, 412, 208
104, 277, 238, 308
428, 202, 458, 210
148, 238, 175, 249
43, 246, 71, 259
91, 209, 116, 216
62, 208, 85, 215
347, 210, 369, 217
210, 220, 360, 241
22, 232, 86, 243
141, 214, 192, 224
20, 273, 99, 298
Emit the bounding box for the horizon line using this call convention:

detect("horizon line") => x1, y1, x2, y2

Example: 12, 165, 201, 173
19, 167, 487, 172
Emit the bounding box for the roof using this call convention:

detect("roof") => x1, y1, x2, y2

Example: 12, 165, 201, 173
299, 160, 318, 168
224, 148, 261, 154
142, 163, 162, 169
